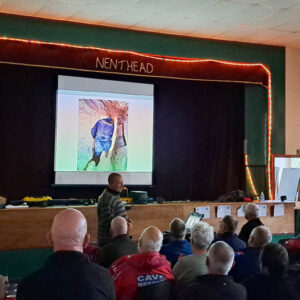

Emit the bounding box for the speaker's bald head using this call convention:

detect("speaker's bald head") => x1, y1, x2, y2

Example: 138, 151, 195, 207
108, 173, 124, 192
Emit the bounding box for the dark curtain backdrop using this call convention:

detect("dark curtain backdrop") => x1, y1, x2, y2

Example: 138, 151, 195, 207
0, 64, 245, 201
154, 80, 245, 201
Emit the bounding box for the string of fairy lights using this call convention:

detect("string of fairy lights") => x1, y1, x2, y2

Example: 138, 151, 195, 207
0, 36, 274, 200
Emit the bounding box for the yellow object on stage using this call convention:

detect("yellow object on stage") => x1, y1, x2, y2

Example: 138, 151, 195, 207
121, 197, 133, 204
23, 196, 52, 202
121, 187, 133, 203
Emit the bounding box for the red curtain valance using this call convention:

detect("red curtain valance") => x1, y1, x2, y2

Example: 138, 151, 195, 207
0, 37, 269, 87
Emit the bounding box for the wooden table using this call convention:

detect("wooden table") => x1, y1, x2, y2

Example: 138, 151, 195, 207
0, 201, 295, 250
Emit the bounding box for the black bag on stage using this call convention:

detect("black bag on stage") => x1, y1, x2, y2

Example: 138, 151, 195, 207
216, 190, 253, 202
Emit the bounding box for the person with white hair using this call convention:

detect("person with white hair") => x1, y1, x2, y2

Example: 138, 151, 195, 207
160, 218, 192, 267
109, 226, 174, 300
180, 241, 246, 300
98, 216, 138, 268
173, 221, 214, 285
238, 203, 264, 243
17, 208, 115, 300
230, 225, 272, 282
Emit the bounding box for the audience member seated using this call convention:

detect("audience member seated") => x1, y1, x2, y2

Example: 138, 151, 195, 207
17, 208, 115, 300
173, 221, 214, 285
179, 241, 246, 300
238, 203, 263, 243
213, 215, 246, 252
279, 235, 300, 264
83, 244, 102, 263
109, 226, 174, 300
160, 218, 192, 267
230, 225, 272, 282
288, 262, 300, 288
243, 243, 299, 300
98, 216, 138, 268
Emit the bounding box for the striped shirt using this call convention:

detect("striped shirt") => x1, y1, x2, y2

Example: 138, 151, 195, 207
97, 188, 126, 246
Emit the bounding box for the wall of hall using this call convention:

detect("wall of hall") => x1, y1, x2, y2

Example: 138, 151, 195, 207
286, 47, 300, 155
0, 13, 286, 195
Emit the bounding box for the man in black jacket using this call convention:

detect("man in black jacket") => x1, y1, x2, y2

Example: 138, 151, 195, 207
243, 243, 299, 300
180, 241, 246, 300
17, 208, 115, 300
98, 216, 137, 268
238, 203, 263, 243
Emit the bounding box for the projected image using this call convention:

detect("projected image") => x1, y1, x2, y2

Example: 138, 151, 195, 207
55, 75, 154, 184
77, 99, 128, 171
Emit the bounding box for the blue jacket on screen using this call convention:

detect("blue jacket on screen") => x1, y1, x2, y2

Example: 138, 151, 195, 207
91, 117, 114, 155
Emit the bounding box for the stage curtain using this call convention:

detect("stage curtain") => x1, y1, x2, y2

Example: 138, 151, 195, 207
154, 78, 245, 201
0, 64, 244, 201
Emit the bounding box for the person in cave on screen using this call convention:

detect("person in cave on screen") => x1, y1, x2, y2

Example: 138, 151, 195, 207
84, 116, 114, 170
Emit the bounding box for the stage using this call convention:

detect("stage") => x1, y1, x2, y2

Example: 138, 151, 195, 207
0, 201, 296, 250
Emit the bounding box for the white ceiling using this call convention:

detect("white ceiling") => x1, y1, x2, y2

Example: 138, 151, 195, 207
1, 0, 300, 48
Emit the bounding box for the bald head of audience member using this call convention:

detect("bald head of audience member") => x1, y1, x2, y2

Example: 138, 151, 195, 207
170, 218, 186, 240
244, 203, 260, 221
47, 208, 90, 253
138, 226, 163, 253
110, 216, 128, 238
248, 226, 272, 249
108, 173, 124, 192
206, 241, 235, 275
